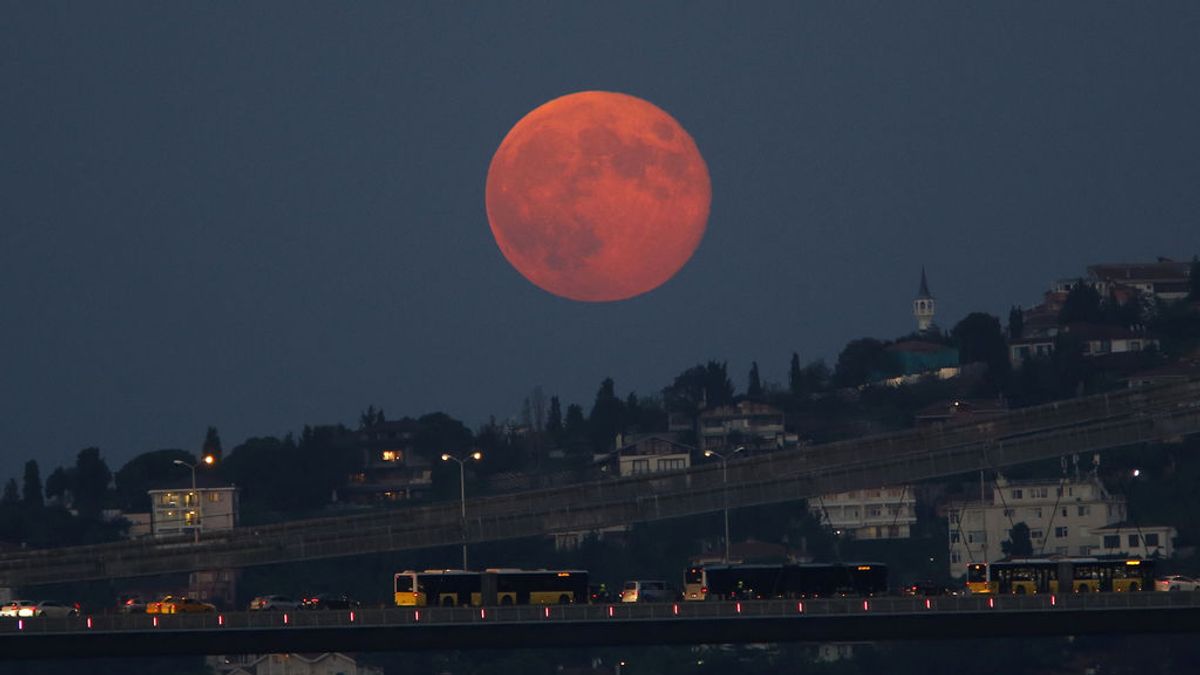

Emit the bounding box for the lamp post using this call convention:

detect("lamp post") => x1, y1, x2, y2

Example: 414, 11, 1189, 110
173, 455, 215, 544
704, 445, 743, 562
441, 451, 482, 570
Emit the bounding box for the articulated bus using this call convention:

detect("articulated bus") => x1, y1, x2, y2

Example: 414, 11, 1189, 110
966, 558, 1153, 595
684, 562, 888, 601
394, 569, 588, 607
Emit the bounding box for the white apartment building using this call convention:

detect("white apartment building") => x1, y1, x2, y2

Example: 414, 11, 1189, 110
148, 485, 239, 537
810, 486, 917, 540
945, 475, 1148, 578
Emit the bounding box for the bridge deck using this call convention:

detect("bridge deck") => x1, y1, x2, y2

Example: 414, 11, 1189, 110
2, 593, 1199, 659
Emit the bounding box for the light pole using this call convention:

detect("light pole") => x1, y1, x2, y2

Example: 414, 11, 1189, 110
704, 445, 743, 562
441, 451, 482, 569
173, 455, 215, 544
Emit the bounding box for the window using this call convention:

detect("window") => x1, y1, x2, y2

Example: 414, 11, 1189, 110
207, 492, 221, 503
950, 551, 961, 563
868, 506, 882, 518
950, 532, 960, 543
1032, 487, 1048, 499
1031, 530, 1044, 540
657, 458, 685, 471
381, 450, 401, 462
630, 459, 650, 474
1003, 508, 1014, 518
1062, 507, 1069, 517
1128, 534, 1139, 547
1103, 535, 1120, 548
1077, 505, 1090, 517
1011, 489, 1023, 500
1034, 507, 1043, 519
1054, 526, 1068, 538
1078, 546, 1091, 555
1145, 533, 1160, 546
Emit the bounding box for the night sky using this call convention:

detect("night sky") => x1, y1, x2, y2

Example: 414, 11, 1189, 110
3, 2, 1197, 479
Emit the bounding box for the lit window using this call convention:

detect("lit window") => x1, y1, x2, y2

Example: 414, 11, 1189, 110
207, 492, 221, 503
381, 450, 401, 462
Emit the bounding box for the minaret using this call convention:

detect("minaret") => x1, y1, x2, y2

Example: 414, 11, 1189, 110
913, 267, 935, 332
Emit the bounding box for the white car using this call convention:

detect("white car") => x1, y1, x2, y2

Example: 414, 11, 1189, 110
0, 600, 79, 618
249, 594, 300, 611
1155, 575, 1200, 592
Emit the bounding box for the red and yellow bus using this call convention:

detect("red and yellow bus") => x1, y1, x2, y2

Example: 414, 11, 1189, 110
394, 569, 588, 607
967, 557, 1153, 595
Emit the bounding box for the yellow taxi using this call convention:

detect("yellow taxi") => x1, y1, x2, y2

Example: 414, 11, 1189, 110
146, 595, 216, 614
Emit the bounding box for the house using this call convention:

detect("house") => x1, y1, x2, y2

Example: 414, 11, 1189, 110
1092, 523, 1177, 559
147, 480, 239, 538
1008, 323, 1158, 366
612, 434, 694, 477
341, 420, 433, 504
810, 486, 917, 540
696, 401, 797, 454
943, 474, 1174, 578
1087, 261, 1193, 302
207, 652, 382, 675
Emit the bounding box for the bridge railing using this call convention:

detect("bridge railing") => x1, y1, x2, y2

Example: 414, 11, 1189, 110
3, 592, 1200, 636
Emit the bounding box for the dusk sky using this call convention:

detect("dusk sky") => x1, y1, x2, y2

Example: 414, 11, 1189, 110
3, 2, 1197, 480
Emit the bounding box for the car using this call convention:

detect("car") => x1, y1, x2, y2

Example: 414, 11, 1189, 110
249, 594, 301, 611
619, 580, 673, 603
146, 595, 216, 614
1155, 575, 1200, 592
899, 580, 956, 597
300, 593, 359, 610
118, 595, 148, 614
0, 600, 79, 618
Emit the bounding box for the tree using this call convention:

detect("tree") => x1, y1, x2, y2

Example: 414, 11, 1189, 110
1059, 282, 1103, 324
1008, 306, 1024, 340
951, 312, 1010, 386
22, 460, 42, 508
202, 426, 223, 462
113, 449, 193, 512
1, 479, 18, 505
747, 362, 763, 400
833, 338, 890, 387
545, 396, 563, 436
562, 404, 588, 455
662, 361, 735, 412
1001, 522, 1034, 557
788, 353, 803, 396
44, 467, 70, 503
358, 406, 385, 430
588, 377, 625, 449
72, 447, 112, 518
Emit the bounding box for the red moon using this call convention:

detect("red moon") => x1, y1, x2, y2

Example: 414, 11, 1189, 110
485, 91, 711, 302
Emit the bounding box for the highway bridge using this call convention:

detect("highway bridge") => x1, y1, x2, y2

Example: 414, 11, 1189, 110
2, 592, 1199, 659
1, 379, 1198, 586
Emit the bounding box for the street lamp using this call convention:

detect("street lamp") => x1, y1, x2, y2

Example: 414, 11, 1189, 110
441, 451, 483, 569
173, 454, 215, 544
704, 445, 743, 562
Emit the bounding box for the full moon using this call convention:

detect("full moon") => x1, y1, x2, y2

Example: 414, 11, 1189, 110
485, 91, 711, 302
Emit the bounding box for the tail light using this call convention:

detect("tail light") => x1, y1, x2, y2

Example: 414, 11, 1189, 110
701, 586, 708, 595
74, 603, 81, 610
